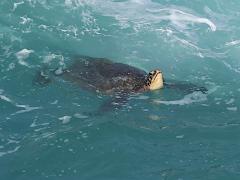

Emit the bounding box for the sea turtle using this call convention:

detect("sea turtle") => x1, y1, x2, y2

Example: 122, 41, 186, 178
34, 56, 207, 114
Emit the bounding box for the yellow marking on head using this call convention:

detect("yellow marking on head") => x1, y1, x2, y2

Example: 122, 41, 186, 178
145, 70, 164, 91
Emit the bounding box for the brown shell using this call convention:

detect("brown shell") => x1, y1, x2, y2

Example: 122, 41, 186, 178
60, 56, 147, 94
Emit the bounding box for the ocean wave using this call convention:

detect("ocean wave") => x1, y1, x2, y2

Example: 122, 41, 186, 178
146, 8, 216, 31
66, 0, 216, 32
61, 0, 219, 58
171, 37, 227, 58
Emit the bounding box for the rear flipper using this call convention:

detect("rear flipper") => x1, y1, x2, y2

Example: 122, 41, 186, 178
32, 68, 52, 86
32, 67, 67, 86
164, 81, 208, 94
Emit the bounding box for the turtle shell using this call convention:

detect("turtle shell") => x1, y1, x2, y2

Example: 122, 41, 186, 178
60, 56, 147, 94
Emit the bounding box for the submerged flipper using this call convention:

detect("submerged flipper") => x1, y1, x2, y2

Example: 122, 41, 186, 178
32, 67, 52, 86
164, 80, 207, 94
99, 93, 129, 112
32, 67, 67, 86
84, 93, 129, 117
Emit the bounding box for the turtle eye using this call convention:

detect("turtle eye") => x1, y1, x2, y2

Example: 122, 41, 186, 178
149, 71, 154, 75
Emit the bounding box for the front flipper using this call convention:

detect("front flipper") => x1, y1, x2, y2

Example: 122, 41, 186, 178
164, 80, 208, 94
84, 93, 129, 117
99, 93, 129, 112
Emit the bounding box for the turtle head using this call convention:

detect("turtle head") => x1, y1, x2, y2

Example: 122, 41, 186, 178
145, 70, 164, 91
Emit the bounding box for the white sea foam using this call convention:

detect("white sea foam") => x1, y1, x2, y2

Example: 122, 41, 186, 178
0, 146, 21, 157
65, 0, 72, 7
20, 16, 32, 25
29, 121, 49, 128
74, 113, 88, 119
65, 0, 84, 8
43, 53, 58, 63
16, 49, 34, 60
15, 49, 34, 67
0, 138, 21, 155
173, 36, 227, 58
13, 105, 42, 115
0, 94, 12, 103
13, 1, 24, 11
176, 135, 184, 139
7, 63, 16, 71
59, 116, 72, 124
225, 98, 235, 105
63, 0, 218, 59
39, 24, 50, 30
33, 131, 56, 141
154, 92, 207, 106
34, 126, 49, 132
147, 8, 216, 31
155, 86, 217, 106
30, 120, 49, 128
7, 138, 20, 145
225, 40, 240, 47
43, 53, 66, 67
0, 90, 42, 115
0, 90, 14, 104
67, 0, 216, 32
227, 107, 238, 111
222, 61, 240, 74
50, 100, 58, 105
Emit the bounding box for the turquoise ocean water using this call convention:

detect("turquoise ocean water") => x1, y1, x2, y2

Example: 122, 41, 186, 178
1, 0, 240, 179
